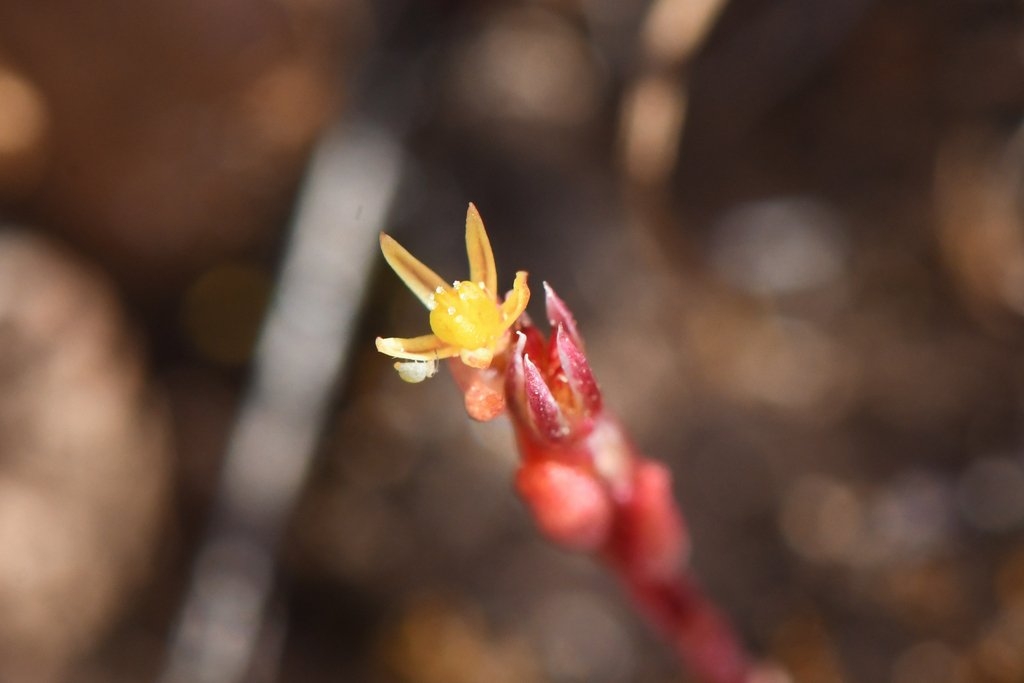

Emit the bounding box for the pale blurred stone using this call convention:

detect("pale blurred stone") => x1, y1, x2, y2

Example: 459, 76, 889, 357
0, 231, 170, 682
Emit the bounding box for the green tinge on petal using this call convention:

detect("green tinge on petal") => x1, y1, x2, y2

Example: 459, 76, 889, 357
380, 233, 447, 309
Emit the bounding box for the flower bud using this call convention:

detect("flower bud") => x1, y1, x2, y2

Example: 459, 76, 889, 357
515, 460, 612, 551
621, 461, 690, 581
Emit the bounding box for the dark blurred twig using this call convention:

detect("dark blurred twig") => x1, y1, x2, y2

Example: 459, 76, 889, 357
158, 124, 402, 683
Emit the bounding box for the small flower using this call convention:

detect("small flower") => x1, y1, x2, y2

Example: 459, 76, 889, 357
376, 204, 530, 381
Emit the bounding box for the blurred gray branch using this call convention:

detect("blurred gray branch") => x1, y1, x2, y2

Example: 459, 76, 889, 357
159, 123, 403, 683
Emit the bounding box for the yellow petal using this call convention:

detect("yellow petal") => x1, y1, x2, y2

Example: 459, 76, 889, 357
459, 346, 494, 369
375, 334, 460, 361
380, 233, 447, 309
499, 271, 530, 328
465, 203, 498, 301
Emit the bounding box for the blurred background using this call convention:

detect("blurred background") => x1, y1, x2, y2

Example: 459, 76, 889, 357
0, 1, 1022, 682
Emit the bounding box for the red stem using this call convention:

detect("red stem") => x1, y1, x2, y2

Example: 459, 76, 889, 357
620, 571, 752, 683
602, 457, 753, 683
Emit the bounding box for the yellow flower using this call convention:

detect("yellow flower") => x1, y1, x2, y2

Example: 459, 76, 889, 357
376, 203, 530, 382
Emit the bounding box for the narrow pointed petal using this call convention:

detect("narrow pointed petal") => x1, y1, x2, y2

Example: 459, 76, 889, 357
543, 282, 582, 348
375, 334, 460, 360
500, 271, 531, 327
506, 331, 529, 415
555, 324, 602, 412
523, 354, 570, 441
465, 203, 498, 300
520, 324, 549, 373
380, 233, 448, 309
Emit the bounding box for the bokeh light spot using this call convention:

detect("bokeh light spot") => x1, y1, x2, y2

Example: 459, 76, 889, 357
182, 262, 271, 366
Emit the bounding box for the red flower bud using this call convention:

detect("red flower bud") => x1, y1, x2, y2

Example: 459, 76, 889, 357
515, 460, 612, 551
618, 461, 690, 582
507, 286, 603, 446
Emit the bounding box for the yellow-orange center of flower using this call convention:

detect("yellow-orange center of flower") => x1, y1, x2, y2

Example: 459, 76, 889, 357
429, 281, 502, 351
